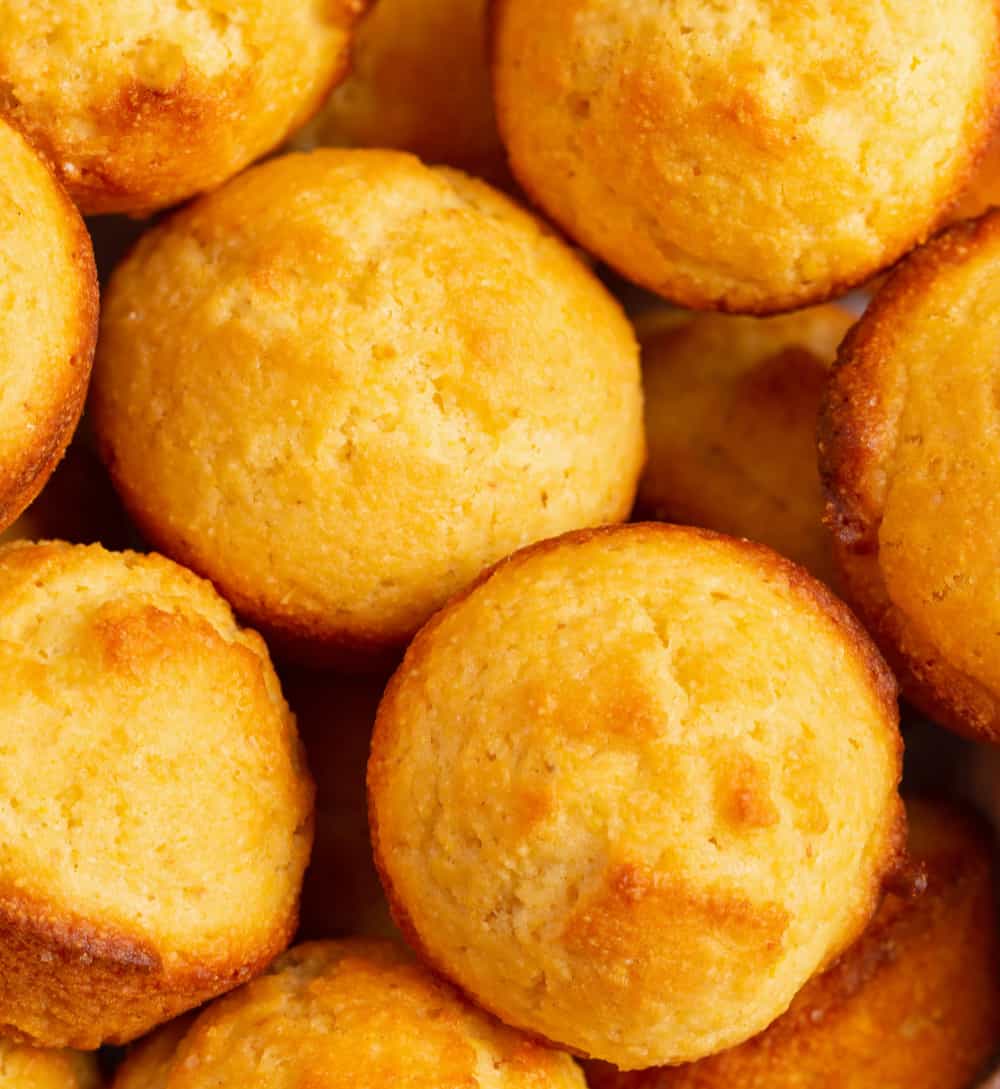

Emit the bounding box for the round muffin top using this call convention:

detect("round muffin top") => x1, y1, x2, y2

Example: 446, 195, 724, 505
369, 524, 904, 1069
0, 0, 366, 214
822, 210, 1000, 742
0, 541, 312, 960
492, 0, 1000, 312
0, 1039, 99, 1089
112, 940, 586, 1089
299, 0, 507, 184
0, 117, 96, 529
638, 305, 855, 584
589, 798, 1000, 1089
93, 149, 643, 666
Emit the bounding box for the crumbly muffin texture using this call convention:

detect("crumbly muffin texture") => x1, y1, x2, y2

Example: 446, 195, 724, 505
492, 0, 1000, 311
0, 1038, 100, 1089
93, 149, 643, 666
371, 525, 903, 1069
0, 0, 367, 213
113, 940, 587, 1088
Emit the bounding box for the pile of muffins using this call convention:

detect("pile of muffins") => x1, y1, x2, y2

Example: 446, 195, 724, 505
1, 1, 999, 1086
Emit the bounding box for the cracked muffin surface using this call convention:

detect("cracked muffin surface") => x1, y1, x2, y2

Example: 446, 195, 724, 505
0, 0, 367, 214
370, 524, 904, 1069
492, 0, 1000, 312
0, 541, 313, 1048
92, 149, 643, 668
822, 209, 1000, 743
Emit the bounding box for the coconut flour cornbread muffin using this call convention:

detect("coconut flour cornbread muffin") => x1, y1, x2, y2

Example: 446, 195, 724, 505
112, 940, 586, 1089
822, 210, 1000, 743
587, 799, 1000, 1089
0, 0, 368, 214
298, 0, 507, 184
638, 305, 855, 584
0, 1039, 100, 1089
0, 116, 96, 532
370, 524, 904, 1069
282, 669, 395, 940
950, 130, 1000, 224
0, 541, 313, 1048
93, 150, 644, 668
491, 0, 1000, 313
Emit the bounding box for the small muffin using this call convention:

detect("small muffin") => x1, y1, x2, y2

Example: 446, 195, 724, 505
112, 940, 586, 1088
638, 305, 856, 584
491, 0, 1000, 313
93, 150, 644, 668
0, 541, 313, 1048
950, 130, 1000, 224
0, 116, 96, 531
369, 524, 904, 1069
282, 669, 395, 939
0, 438, 131, 549
587, 799, 1000, 1089
0, 1039, 100, 1089
822, 209, 1000, 743
0, 0, 368, 215
297, 0, 507, 184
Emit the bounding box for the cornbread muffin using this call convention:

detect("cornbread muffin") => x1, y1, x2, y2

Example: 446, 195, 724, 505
0, 1039, 100, 1089
491, 0, 1000, 313
0, 541, 313, 1048
587, 799, 1000, 1089
369, 524, 904, 1068
951, 130, 1000, 223
0, 0, 368, 214
822, 209, 1000, 743
93, 150, 644, 667
298, 0, 507, 183
282, 669, 395, 939
638, 305, 856, 583
0, 438, 131, 549
0, 117, 96, 531
112, 940, 586, 1088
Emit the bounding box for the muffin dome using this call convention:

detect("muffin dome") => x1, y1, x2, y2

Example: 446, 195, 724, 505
369, 524, 904, 1069
0, 1039, 99, 1089
0, 0, 367, 214
638, 305, 855, 584
93, 149, 643, 667
822, 210, 1000, 743
112, 940, 586, 1089
0, 541, 313, 1048
298, 0, 507, 184
0, 117, 96, 530
491, 0, 1000, 312
588, 799, 1000, 1089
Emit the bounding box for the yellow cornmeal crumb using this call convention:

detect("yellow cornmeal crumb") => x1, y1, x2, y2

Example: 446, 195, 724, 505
492, 0, 1000, 312
370, 524, 903, 1069
113, 941, 586, 1089
0, 0, 367, 213
0, 1038, 100, 1089
93, 149, 644, 667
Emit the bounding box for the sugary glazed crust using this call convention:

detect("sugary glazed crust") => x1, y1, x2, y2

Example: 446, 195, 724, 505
0, 883, 298, 1049
487, 0, 1000, 315
0, 123, 97, 530
369, 523, 906, 1061
820, 209, 1000, 743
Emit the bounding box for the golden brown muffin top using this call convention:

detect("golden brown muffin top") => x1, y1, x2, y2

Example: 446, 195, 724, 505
0, 116, 96, 528
93, 149, 643, 666
0, 0, 367, 213
492, 0, 1000, 312
0, 1038, 100, 1089
588, 798, 1000, 1089
0, 540, 312, 959
638, 305, 855, 583
370, 524, 903, 1069
113, 940, 586, 1088
298, 0, 508, 184
822, 209, 1000, 741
